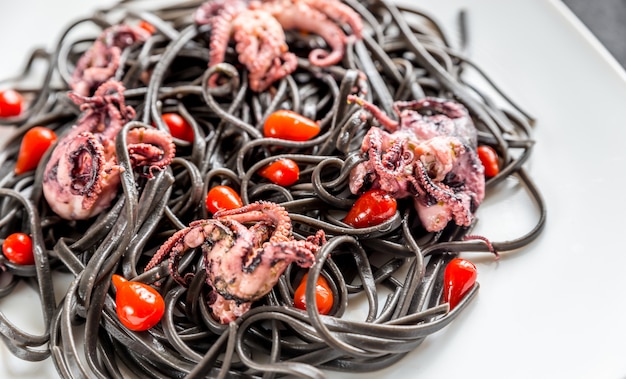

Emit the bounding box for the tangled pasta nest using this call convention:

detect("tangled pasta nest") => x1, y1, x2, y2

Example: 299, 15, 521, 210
0, 0, 545, 378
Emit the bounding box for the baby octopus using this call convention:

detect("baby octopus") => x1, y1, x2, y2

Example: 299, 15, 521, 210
194, 0, 363, 91
348, 95, 485, 233
71, 24, 149, 96
43, 80, 175, 220
144, 201, 326, 324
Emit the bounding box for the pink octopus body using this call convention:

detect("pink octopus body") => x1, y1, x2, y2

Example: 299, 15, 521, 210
42, 80, 175, 220
194, 0, 363, 91
145, 201, 325, 324
348, 96, 485, 232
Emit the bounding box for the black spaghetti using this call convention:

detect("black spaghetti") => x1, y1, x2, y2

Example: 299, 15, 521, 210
0, 0, 546, 378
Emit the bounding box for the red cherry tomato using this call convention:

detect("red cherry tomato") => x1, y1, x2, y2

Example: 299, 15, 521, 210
14, 126, 57, 175
477, 145, 500, 178
343, 189, 397, 228
112, 274, 165, 331
2, 232, 34, 265
206, 185, 243, 214
443, 258, 477, 310
293, 273, 334, 315
0, 89, 24, 118
263, 110, 321, 141
162, 113, 194, 142
258, 158, 300, 186
138, 20, 156, 34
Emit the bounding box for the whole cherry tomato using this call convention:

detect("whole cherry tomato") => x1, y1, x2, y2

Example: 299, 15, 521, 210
0, 89, 24, 118
162, 113, 194, 142
263, 110, 321, 141
206, 185, 243, 214
293, 273, 334, 315
14, 126, 57, 175
443, 258, 477, 310
477, 145, 500, 178
2, 232, 34, 265
112, 274, 165, 331
343, 189, 397, 228
258, 158, 300, 186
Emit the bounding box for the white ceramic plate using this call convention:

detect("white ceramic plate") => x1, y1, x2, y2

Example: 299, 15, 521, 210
1, 0, 626, 378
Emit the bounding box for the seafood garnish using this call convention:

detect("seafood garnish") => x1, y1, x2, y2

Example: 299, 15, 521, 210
71, 24, 150, 96
194, 0, 363, 91
145, 201, 326, 324
42, 80, 175, 220
348, 95, 486, 232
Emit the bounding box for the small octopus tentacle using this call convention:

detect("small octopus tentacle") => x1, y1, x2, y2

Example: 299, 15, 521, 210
68, 80, 136, 139
415, 161, 473, 227
230, 7, 296, 91
463, 235, 500, 259
348, 95, 400, 131
194, 0, 230, 25
207, 0, 247, 68
214, 201, 293, 243
145, 220, 234, 286
71, 24, 149, 96
263, 0, 350, 67
306, 20, 350, 67
367, 128, 405, 179
232, 8, 286, 72
306, 229, 327, 247
125, 127, 176, 177
261, 240, 316, 268
304, 0, 363, 39
72, 45, 122, 97
251, 52, 298, 92
381, 138, 405, 171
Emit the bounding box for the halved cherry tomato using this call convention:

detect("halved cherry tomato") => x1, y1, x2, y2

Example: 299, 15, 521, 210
14, 126, 57, 175
112, 274, 165, 331
293, 273, 334, 315
162, 113, 194, 142
206, 185, 243, 214
263, 110, 321, 141
443, 258, 477, 310
258, 158, 300, 186
0, 89, 24, 118
477, 145, 500, 178
343, 189, 397, 228
138, 20, 156, 35
2, 232, 34, 265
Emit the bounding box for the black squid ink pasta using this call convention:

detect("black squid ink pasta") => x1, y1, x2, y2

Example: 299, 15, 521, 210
0, 0, 546, 378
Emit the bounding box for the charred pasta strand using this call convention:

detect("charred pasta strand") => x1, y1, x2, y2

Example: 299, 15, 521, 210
0, 0, 545, 377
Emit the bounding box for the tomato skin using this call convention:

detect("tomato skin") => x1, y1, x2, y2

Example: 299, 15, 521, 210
293, 273, 334, 315
206, 185, 243, 214
258, 158, 300, 186
14, 126, 57, 175
0, 89, 24, 118
477, 145, 500, 178
112, 274, 165, 331
443, 258, 477, 310
162, 113, 194, 142
138, 20, 156, 34
263, 110, 321, 141
343, 189, 397, 228
2, 232, 34, 265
